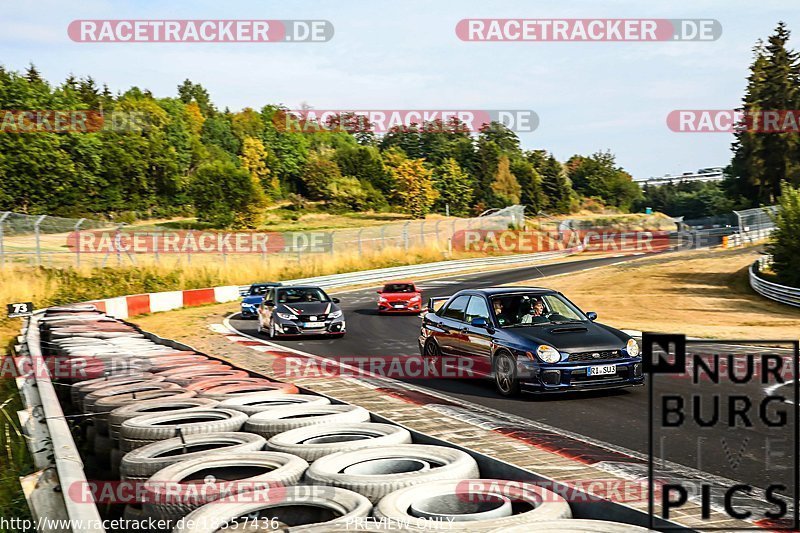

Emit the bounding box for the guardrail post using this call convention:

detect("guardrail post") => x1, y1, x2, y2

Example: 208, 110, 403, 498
0, 211, 9, 267
34, 215, 46, 266
74, 218, 85, 267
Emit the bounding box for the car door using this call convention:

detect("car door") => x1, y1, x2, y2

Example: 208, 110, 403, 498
462, 295, 494, 375
434, 295, 470, 355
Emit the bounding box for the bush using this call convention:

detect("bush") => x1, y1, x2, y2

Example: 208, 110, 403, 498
189, 160, 257, 228
768, 182, 800, 287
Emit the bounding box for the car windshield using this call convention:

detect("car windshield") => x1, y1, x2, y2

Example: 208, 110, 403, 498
249, 285, 271, 295
490, 293, 586, 327
383, 283, 415, 293
277, 287, 330, 303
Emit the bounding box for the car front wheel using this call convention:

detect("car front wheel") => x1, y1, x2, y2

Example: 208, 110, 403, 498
493, 351, 520, 397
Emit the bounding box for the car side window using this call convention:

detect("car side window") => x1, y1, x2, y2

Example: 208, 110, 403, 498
263, 288, 273, 308
465, 296, 490, 324
441, 295, 470, 322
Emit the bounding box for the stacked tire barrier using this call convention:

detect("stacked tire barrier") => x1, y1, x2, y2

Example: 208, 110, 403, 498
35, 305, 655, 532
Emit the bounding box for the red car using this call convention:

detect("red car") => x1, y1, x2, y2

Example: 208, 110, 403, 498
377, 281, 422, 314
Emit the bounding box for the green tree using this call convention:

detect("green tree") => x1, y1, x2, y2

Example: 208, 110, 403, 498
566, 151, 641, 211
301, 153, 342, 200
767, 182, 800, 287
190, 160, 255, 228
433, 158, 473, 215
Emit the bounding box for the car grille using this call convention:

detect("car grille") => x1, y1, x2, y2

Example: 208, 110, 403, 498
298, 314, 327, 322
389, 301, 408, 306
568, 350, 622, 362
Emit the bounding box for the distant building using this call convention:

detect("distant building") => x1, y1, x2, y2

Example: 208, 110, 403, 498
637, 167, 725, 188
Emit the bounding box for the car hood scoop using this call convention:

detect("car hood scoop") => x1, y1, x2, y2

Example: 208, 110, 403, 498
548, 325, 589, 334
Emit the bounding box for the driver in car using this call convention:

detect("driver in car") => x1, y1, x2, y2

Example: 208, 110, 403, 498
520, 297, 548, 324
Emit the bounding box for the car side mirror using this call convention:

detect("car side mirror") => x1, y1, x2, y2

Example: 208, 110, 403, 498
470, 317, 489, 328
332, 298, 340, 303
586, 312, 597, 321
264, 300, 274, 307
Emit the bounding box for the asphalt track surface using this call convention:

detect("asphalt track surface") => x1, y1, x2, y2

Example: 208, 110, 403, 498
230, 252, 797, 503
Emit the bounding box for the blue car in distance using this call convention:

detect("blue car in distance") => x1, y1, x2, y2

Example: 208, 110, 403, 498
241, 282, 282, 319
419, 287, 643, 396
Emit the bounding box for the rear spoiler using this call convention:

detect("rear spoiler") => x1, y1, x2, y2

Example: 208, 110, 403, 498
427, 296, 452, 313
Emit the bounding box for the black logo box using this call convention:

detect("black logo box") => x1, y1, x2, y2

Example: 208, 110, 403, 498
644, 333, 800, 531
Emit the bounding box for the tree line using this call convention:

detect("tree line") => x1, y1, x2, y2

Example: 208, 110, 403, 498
0, 66, 643, 227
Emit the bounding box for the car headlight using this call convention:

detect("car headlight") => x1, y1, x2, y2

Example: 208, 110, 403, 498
410, 295, 421, 302
626, 338, 640, 358
329, 310, 343, 319
276, 312, 297, 321
379, 297, 388, 302
242, 303, 254, 308
536, 345, 561, 364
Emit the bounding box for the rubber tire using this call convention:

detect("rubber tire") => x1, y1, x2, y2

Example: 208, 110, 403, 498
245, 404, 371, 438
198, 382, 300, 400
492, 520, 655, 532
267, 422, 412, 462
493, 351, 521, 397
143, 452, 308, 524
172, 486, 371, 533
108, 397, 217, 441
217, 393, 330, 416
304, 444, 480, 503
120, 408, 247, 448
374, 478, 572, 530
120, 432, 267, 481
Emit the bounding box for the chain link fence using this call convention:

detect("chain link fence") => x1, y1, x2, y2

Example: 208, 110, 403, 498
0, 206, 525, 268
727, 206, 778, 247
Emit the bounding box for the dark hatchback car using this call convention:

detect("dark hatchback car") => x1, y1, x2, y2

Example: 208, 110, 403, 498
257, 286, 345, 338
419, 287, 643, 396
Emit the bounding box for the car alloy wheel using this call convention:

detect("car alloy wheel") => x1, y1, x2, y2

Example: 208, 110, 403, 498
494, 352, 520, 397
423, 338, 441, 364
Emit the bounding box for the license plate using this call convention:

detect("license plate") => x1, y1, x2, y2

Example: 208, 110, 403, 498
393, 304, 406, 308
303, 322, 325, 328
588, 365, 616, 376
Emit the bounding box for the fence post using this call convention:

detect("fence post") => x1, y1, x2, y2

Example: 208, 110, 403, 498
380, 226, 386, 250
419, 221, 425, 247
357, 229, 364, 257
329, 232, 335, 256
74, 218, 85, 267
435, 220, 442, 243
34, 215, 46, 266
0, 212, 9, 267
403, 222, 410, 251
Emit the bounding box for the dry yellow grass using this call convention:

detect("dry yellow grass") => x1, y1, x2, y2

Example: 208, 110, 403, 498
510, 246, 800, 339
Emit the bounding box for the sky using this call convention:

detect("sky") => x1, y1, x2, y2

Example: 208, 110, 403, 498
0, 0, 797, 179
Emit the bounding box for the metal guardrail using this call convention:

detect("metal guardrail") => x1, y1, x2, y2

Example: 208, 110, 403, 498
19, 313, 106, 532
238, 247, 581, 294
749, 257, 800, 308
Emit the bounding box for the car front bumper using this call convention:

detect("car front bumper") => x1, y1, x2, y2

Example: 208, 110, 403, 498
240, 306, 258, 318
273, 317, 346, 336
518, 358, 644, 392
378, 301, 422, 313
